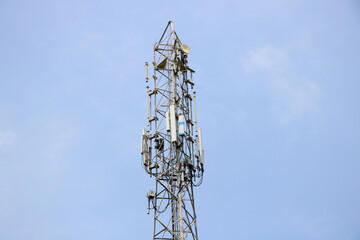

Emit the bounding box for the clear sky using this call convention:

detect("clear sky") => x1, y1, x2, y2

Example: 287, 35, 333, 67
0, 0, 359, 239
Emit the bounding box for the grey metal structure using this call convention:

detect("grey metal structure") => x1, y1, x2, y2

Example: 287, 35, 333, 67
141, 21, 204, 240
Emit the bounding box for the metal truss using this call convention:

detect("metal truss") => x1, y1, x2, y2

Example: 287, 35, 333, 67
141, 21, 204, 240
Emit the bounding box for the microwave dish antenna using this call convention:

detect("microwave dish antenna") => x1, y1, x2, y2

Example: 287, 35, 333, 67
181, 44, 191, 54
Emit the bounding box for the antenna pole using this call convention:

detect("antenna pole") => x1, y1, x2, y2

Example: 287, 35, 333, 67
141, 22, 204, 240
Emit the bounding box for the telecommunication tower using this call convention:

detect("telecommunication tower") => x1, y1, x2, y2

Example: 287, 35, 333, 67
141, 21, 205, 240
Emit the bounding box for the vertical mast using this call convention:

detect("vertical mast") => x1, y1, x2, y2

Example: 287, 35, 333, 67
141, 21, 204, 240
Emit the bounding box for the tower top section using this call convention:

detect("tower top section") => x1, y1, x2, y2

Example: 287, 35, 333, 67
141, 22, 204, 239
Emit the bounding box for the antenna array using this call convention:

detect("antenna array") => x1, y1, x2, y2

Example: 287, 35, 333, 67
141, 21, 204, 240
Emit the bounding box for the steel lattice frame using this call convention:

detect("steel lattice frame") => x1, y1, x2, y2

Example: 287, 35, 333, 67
141, 21, 204, 240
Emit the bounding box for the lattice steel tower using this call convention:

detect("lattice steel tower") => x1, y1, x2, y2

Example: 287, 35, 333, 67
141, 21, 204, 240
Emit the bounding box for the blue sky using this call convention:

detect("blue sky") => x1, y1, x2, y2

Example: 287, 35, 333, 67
0, 0, 359, 239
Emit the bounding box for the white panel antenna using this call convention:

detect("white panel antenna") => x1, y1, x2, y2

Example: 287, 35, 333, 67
178, 114, 185, 136
165, 112, 170, 132
170, 104, 177, 142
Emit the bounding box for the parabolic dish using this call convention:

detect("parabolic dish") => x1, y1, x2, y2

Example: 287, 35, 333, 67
180, 44, 190, 54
